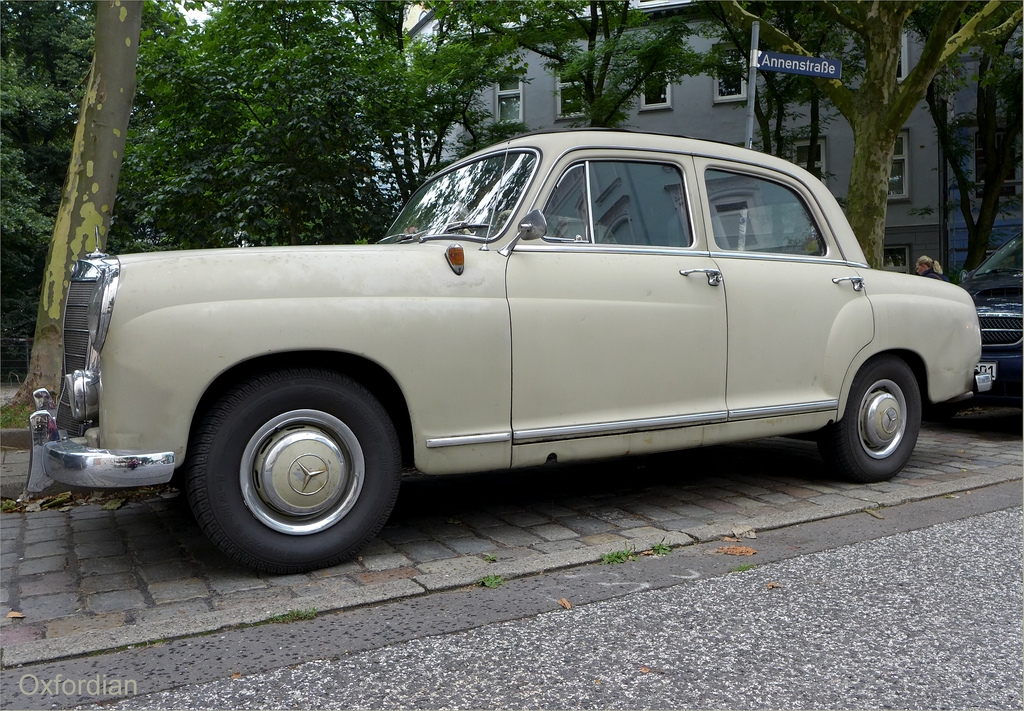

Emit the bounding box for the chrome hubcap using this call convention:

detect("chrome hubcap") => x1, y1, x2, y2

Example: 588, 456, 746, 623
240, 410, 364, 535
857, 379, 906, 459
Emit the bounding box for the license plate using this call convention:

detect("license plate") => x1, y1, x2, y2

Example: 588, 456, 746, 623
976, 362, 998, 380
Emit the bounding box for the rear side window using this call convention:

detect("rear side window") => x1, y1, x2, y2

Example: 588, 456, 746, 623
543, 160, 692, 248
705, 169, 825, 256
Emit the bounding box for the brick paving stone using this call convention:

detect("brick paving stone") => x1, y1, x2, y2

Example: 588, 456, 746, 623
22, 510, 65, 527
132, 546, 184, 564
46, 612, 126, 638
70, 516, 116, 532
0, 623, 43, 644
80, 556, 132, 575
0, 521, 22, 540
17, 555, 67, 576
407, 520, 474, 540
771, 484, 823, 498
726, 483, 773, 497
619, 526, 669, 540
618, 503, 680, 521
358, 538, 396, 556
377, 526, 430, 546
415, 556, 489, 577
19, 571, 77, 597
259, 573, 314, 588
360, 552, 414, 572
86, 589, 147, 613
75, 540, 127, 559
290, 577, 358, 598
23, 539, 69, 559
484, 525, 544, 548
664, 503, 718, 520
69, 506, 114, 520
534, 539, 586, 554
457, 512, 506, 529
445, 536, 502, 556
397, 540, 457, 563
579, 533, 626, 546
528, 523, 579, 542
528, 503, 577, 518
210, 587, 296, 612
137, 560, 194, 584
23, 525, 68, 544
354, 567, 419, 586
71, 527, 120, 544
309, 560, 362, 578
499, 511, 549, 527
81, 573, 137, 594
147, 578, 209, 604
205, 571, 267, 595
557, 515, 614, 536
689, 497, 743, 514
757, 491, 800, 505
657, 517, 706, 532
18, 592, 80, 619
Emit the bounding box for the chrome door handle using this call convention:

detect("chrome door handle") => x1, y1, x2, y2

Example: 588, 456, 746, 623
680, 268, 723, 286
832, 276, 865, 292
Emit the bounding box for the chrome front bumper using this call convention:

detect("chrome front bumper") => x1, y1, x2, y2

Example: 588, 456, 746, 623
23, 390, 175, 497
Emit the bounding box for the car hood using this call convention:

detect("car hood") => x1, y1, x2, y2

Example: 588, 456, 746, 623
961, 269, 1023, 313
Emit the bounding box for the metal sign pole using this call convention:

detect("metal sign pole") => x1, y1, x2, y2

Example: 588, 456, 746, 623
745, 21, 759, 150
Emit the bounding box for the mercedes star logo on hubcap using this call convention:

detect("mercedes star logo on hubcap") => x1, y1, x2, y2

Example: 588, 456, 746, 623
289, 454, 330, 496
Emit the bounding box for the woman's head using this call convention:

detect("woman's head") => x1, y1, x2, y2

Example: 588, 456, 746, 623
916, 255, 943, 275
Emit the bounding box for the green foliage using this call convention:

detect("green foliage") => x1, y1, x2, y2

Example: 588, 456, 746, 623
650, 542, 671, 556
601, 547, 638, 564
478, 574, 505, 588
0, 1, 93, 339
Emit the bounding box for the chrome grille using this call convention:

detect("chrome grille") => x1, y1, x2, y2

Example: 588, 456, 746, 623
979, 314, 1023, 346
57, 278, 99, 437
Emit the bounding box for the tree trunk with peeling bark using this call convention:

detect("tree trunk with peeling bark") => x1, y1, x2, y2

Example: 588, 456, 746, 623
15, 1, 142, 405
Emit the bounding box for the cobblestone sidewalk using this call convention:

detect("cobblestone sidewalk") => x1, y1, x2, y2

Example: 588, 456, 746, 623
1, 413, 1020, 666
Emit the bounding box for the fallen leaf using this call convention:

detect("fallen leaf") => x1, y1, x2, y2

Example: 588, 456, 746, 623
558, 598, 572, 610
25, 502, 41, 513
722, 536, 741, 542
864, 509, 885, 519
639, 666, 651, 673
101, 498, 125, 511
7, 611, 25, 619
446, 517, 462, 525
766, 582, 781, 590
717, 545, 757, 556
41, 492, 72, 509
230, 672, 242, 680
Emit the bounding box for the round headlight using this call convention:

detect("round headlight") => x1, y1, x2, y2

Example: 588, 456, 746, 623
86, 261, 120, 355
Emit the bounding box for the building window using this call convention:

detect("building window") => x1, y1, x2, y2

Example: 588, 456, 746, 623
640, 79, 671, 110
794, 138, 826, 180
975, 130, 1022, 198
556, 77, 585, 119
714, 73, 746, 103
496, 79, 522, 122
888, 131, 909, 199
896, 31, 908, 81
883, 245, 910, 273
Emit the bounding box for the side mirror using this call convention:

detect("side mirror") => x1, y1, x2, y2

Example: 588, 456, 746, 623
498, 209, 547, 256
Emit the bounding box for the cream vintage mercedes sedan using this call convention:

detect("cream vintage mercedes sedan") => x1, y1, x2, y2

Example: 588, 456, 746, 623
27, 130, 989, 572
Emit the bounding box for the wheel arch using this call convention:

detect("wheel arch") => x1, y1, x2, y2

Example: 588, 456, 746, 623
188, 351, 415, 469
838, 348, 928, 418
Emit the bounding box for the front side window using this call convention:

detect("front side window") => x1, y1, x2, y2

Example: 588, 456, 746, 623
543, 160, 692, 248
382, 150, 537, 242
705, 169, 825, 256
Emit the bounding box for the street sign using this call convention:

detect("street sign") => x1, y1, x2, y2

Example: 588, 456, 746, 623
755, 50, 842, 80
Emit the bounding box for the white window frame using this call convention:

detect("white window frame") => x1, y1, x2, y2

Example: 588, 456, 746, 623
896, 31, 908, 81
793, 138, 827, 178
713, 74, 746, 103
888, 130, 910, 200
640, 81, 671, 110
556, 77, 585, 120
495, 79, 523, 122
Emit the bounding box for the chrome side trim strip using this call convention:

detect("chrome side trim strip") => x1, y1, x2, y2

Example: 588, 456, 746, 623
425, 432, 512, 449
514, 411, 730, 444
728, 400, 839, 421
516, 243, 707, 257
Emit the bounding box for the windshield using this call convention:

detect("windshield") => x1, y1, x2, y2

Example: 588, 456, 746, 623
975, 233, 1023, 276
381, 149, 537, 243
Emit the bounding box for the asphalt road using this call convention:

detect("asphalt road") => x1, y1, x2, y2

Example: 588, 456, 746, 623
4, 483, 1020, 710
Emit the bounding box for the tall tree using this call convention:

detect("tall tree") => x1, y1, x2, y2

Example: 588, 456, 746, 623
915, 7, 1022, 271
16, 0, 141, 402
721, 0, 1021, 268
443, 0, 701, 128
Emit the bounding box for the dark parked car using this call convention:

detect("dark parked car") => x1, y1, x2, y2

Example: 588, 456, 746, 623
960, 233, 1023, 407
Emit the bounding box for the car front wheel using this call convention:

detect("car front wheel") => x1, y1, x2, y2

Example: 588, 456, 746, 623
818, 355, 921, 483
186, 368, 401, 573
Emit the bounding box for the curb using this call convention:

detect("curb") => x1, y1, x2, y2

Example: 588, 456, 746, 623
0, 429, 30, 450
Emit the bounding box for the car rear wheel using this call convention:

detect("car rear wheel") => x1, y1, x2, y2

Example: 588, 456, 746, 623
186, 368, 401, 573
818, 355, 921, 483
